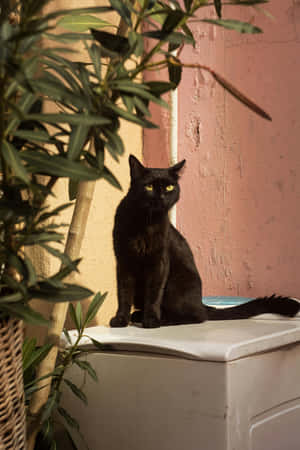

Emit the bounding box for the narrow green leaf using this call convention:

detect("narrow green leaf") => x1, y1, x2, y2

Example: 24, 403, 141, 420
162, 10, 186, 33
41, 392, 58, 423
58, 406, 80, 430
22, 337, 37, 370
211, 70, 271, 120
64, 379, 88, 405
63, 328, 72, 345
29, 283, 93, 302
76, 302, 83, 330
40, 244, 73, 267
24, 255, 37, 287
90, 338, 114, 352
1, 304, 50, 327
102, 166, 122, 190
0, 292, 24, 304
84, 292, 107, 326
22, 151, 101, 181
74, 359, 98, 382
69, 303, 80, 331
67, 124, 89, 161
64, 428, 79, 450
2, 141, 30, 184
12, 129, 57, 144
58, 14, 111, 32
167, 56, 182, 87
25, 113, 111, 126
88, 43, 102, 80
91, 29, 130, 55
108, 103, 158, 128
110, 0, 132, 27
143, 30, 193, 45
145, 81, 175, 96
104, 129, 124, 156
23, 342, 53, 372
68, 180, 79, 201
201, 19, 263, 34
133, 96, 151, 117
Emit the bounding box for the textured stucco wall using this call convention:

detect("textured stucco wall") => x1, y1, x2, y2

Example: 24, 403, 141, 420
176, 1, 300, 298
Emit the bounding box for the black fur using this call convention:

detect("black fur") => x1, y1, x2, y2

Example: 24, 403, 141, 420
110, 155, 299, 328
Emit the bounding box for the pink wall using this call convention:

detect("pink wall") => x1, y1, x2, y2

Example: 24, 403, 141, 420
144, 0, 300, 299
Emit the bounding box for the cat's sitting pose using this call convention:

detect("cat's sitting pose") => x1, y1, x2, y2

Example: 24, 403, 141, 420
110, 155, 299, 328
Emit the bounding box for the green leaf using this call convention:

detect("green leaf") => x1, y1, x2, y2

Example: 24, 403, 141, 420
25, 113, 111, 126
58, 406, 80, 430
87, 43, 102, 80
76, 302, 83, 330
143, 30, 193, 45
24, 255, 37, 287
201, 19, 263, 34
90, 338, 114, 352
90, 29, 130, 55
11, 129, 57, 144
58, 14, 111, 32
41, 392, 59, 423
69, 303, 80, 331
211, 70, 271, 120
110, 81, 169, 108
29, 283, 93, 302
0, 292, 24, 304
84, 292, 107, 327
145, 81, 176, 96
64, 379, 88, 405
1, 304, 50, 327
2, 141, 30, 184
107, 103, 158, 128
68, 180, 79, 201
40, 244, 74, 267
23, 342, 53, 372
162, 10, 186, 33
74, 359, 98, 382
102, 166, 122, 190
63, 328, 72, 345
22, 337, 37, 370
21, 151, 101, 181
67, 124, 89, 161
167, 56, 182, 87
21, 231, 64, 245
64, 428, 79, 450
110, 0, 132, 26
104, 129, 124, 156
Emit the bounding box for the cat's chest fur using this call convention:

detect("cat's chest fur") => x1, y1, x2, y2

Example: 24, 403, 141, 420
114, 205, 169, 263
128, 222, 169, 257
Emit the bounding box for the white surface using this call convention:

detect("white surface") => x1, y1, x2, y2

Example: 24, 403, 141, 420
62, 333, 300, 450
63, 318, 300, 362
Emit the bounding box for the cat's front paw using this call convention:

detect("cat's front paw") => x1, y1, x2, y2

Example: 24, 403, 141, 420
110, 315, 129, 327
142, 316, 161, 328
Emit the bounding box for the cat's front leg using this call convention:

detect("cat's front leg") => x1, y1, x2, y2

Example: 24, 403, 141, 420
143, 256, 169, 328
110, 263, 135, 327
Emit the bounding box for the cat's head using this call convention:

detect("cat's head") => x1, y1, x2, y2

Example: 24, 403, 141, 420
128, 155, 185, 213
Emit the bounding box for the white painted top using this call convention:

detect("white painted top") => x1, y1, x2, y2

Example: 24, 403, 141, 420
63, 317, 300, 362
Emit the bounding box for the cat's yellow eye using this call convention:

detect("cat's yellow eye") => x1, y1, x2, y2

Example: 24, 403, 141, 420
166, 185, 175, 192
145, 184, 153, 192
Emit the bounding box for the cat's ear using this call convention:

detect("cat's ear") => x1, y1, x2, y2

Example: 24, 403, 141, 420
129, 154, 146, 179
169, 159, 186, 175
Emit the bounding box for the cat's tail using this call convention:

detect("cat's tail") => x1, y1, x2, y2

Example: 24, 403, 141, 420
205, 295, 300, 320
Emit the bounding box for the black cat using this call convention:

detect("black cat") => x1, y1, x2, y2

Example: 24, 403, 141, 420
110, 155, 299, 328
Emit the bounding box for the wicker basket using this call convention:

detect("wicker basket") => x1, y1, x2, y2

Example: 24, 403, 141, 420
0, 317, 26, 450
